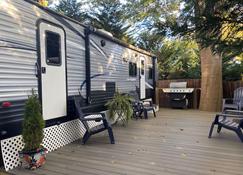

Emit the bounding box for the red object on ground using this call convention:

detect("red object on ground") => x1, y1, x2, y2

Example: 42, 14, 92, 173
2, 101, 12, 108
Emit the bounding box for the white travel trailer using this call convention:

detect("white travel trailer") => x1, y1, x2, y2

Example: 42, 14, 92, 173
0, 0, 157, 170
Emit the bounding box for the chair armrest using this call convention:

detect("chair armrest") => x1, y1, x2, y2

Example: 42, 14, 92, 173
84, 112, 106, 118
82, 113, 106, 122
223, 98, 233, 104
82, 117, 103, 122
142, 99, 152, 103
224, 110, 243, 115
142, 99, 153, 106
216, 113, 243, 119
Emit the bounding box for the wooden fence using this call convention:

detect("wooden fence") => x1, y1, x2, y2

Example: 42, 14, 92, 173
223, 80, 243, 98
156, 79, 243, 108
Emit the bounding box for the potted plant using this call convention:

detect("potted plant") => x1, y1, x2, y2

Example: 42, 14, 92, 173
106, 91, 133, 126
19, 90, 46, 170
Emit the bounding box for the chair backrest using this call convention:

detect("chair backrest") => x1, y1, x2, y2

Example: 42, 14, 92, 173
233, 87, 243, 103
74, 96, 89, 131
129, 90, 140, 101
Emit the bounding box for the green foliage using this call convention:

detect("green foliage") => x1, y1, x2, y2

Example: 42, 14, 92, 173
86, 0, 132, 42
54, 0, 132, 42
157, 39, 200, 79
126, 0, 180, 38
130, 0, 242, 81
54, 0, 86, 22
22, 90, 45, 151
128, 0, 242, 57
135, 31, 164, 52
174, 0, 242, 56
106, 91, 133, 126
223, 58, 243, 81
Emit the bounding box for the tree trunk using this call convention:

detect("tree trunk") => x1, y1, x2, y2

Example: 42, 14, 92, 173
199, 47, 222, 111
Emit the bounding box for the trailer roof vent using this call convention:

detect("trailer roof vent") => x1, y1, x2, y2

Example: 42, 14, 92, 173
97, 29, 113, 37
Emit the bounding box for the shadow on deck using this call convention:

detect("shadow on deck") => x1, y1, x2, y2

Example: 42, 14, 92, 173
10, 109, 243, 175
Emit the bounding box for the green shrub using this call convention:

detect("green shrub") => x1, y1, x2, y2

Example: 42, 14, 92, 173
106, 91, 133, 125
22, 90, 45, 151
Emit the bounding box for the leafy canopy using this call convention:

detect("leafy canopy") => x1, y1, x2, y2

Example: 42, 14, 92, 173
54, 0, 86, 22
127, 0, 242, 57
175, 0, 243, 56
54, 0, 132, 42
86, 0, 132, 41
158, 39, 200, 79
127, 0, 242, 79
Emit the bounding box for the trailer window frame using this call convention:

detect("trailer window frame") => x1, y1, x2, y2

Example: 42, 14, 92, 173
45, 30, 62, 66
148, 67, 153, 79
129, 62, 137, 77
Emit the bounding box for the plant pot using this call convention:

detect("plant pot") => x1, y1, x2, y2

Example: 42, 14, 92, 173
112, 110, 127, 126
19, 147, 47, 170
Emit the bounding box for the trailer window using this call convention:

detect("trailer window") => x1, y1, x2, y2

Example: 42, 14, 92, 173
148, 67, 153, 79
129, 62, 137, 77
46, 31, 61, 66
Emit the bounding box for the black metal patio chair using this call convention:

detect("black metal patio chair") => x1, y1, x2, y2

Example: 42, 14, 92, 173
208, 110, 243, 142
129, 91, 156, 119
131, 100, 144, 119
74, 96, 115, 144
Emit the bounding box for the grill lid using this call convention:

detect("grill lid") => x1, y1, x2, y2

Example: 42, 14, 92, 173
169, 82, 187, 88
162, 82, 194, 93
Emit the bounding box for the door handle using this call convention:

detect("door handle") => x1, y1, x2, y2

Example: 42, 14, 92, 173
35, 62, 39, 77
42, 67, 46, 74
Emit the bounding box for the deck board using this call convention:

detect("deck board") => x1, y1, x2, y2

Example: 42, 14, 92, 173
10, 109, 243, 175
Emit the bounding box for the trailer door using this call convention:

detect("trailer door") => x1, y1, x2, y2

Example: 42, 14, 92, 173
140, 57, 146, 99
39, 21, 67, 120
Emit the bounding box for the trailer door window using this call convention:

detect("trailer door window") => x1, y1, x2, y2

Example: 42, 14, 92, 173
148, 67, 153, 79
141, 60, 144, 75
46, 31, 61, 66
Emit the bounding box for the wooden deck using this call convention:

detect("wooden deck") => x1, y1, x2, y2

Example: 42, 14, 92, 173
10, 109, 243, 175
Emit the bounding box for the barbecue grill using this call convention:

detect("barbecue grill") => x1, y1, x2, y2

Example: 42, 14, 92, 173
162, 82, 194, 108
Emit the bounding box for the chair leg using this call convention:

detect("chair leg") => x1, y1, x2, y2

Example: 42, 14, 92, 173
208, 122, 215, 138
217, 125, 222, 133
144, 109, 148, 119
135, 111, 140, 120
133, 112, 137, 120
138, 111, 143, 119
153, 109, 156, 117
107, 127, 115, 144
235, 129, 243, 142
82, 131, 90, 144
